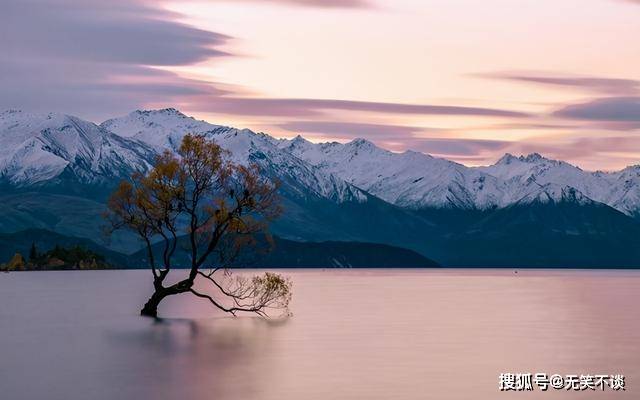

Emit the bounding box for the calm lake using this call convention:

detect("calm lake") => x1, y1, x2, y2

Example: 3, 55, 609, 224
0, 269, 638, 399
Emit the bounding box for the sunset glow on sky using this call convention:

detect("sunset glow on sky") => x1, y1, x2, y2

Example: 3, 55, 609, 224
3, 0, 640, 170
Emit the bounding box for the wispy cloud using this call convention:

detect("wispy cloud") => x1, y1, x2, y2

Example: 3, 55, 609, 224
410, 138, 510, 157
278, 119, 509, 157
477, 71, 640, 95
2, 0, 528, 122
186, 97, 531, 118
480, 122, 581, 131
3, 0, 231, 65
0, 0, 231, 119
553, 97, 640, 122
279, 121, 431, 138
3, 0, 638, 171
503, 135, 640, 169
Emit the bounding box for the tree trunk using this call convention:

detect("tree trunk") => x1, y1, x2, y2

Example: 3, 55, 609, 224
140, 289, 167, 318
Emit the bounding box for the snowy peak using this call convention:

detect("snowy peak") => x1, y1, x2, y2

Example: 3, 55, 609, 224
613, 164, 640, 178
515, 184, 595, 206
104, 109, 290, 164
278, 134, 315, 154
281, 134, 640, 214
495, 153, 517, 165
600, 165, 640, 217
102, 110, 368, 204
133, 108, 187, 118
346, 137, 378, 150
495, 152, 549, 165
286, 136, 503, 209
491, 152, 570, 170
281, 136, 388, 163
1, 108, 367, 204
100, 108, 226, 151
291, 134, 310, 145
478, 152, 618, 208
0, 110, 153, 185
522, 152, 544, 163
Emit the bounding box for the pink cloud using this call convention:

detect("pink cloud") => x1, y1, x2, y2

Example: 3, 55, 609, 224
477, 71, 640, 95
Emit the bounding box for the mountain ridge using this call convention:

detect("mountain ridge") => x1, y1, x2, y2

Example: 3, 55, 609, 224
0, 108, 640, 217
0, 109, 154, 188
4, 108, 640, 267
4, 107, 640, 216
281, 135, 640, 216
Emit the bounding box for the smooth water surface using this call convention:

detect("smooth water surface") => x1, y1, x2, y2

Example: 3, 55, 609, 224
0, 269, 638, 399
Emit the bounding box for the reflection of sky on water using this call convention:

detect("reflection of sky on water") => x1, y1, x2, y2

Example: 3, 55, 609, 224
0, 270, 638, 400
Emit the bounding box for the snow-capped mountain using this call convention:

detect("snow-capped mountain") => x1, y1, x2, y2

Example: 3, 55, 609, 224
0, 109, 154, 186
281, 135, 640, 216
599, 165, 640, 217
279, 135, 504, 209
479, 153, 640, 216
4, 107, 640, 217
101, 108, 223, 152
512, 184, 596, 206
478, 153, 609, 204
101, 109, 367, 203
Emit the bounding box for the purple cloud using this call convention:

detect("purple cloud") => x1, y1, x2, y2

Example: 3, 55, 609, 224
188, 97, 530, 118
285, 99, 529, 117
483, 122, 581, 131
554, 97, 640, 122
0, 0, 233, 120
478, 72, 640, 95
0, 56, 239, 119
278, 120, 509, 157
407, 135, 640, 169
410, 138, 510, 156
279, 121, 430, 138
1, 0, 530, 124
3, 0, 230, 66
506, 135, 640, 167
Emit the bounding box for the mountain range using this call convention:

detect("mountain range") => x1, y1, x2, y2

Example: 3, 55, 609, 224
2, 107, 640, 267
282, 134, 640, 216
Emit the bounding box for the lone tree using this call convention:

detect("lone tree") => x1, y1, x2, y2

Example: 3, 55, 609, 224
105, 134, 291, 318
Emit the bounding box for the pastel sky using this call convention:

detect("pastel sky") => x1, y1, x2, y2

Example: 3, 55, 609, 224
3, 0, 640, 170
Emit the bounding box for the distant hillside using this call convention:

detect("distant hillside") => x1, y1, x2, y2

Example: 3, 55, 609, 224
442, 199, 640, 268
128, 235, 439, 268
0, 193, 145, 254
0, 229, 438, 269
259, 238, 439, 268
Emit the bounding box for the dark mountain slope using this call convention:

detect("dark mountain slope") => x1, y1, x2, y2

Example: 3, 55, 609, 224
440, 199, 640, 267
128, 234, 439, 268
0, 192, 143, 253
